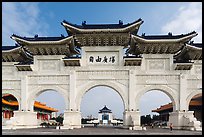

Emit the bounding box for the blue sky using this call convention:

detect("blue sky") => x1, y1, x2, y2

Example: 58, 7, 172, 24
2, 2, 202, 118
2, 2, 202, 46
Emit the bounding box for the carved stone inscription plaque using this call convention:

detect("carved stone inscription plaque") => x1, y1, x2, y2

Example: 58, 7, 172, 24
147, 59, 166, 71
87, 51, 119, 66
39, 60, 60, 71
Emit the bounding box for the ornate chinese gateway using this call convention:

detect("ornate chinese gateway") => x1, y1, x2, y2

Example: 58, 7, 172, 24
2, 18, 202, 130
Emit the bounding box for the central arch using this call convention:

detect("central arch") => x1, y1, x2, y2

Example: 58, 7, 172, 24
75, 81, 128, 112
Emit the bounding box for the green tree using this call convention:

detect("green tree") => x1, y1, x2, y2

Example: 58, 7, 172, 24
56, 116, 63, 124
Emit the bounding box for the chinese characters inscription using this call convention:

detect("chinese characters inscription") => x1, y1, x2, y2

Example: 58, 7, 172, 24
89, 56, 116, 63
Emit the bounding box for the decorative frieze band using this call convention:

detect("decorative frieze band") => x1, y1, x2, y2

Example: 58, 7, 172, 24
148, 60, 165, 70
75, 33, 130, 46
39, 60, 60, 71
194, 66, 202, 74
187, 79, 202, 90
2, 66, 15, 75
28, 75, 69, 85
2, 80, 21, 90
76, 70, 129, 80
135, 75, 180, 85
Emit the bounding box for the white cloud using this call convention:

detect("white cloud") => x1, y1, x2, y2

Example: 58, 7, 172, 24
161, 2, 202, 42
2, 2, 49, 46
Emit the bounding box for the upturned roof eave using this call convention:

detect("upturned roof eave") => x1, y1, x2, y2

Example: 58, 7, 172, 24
185, 43, 202, 50
131, 32, 198, 43
174, 43, 202, 61
2, 46, 22, 53
10, 34, 74, 45
61, 19, 144, 34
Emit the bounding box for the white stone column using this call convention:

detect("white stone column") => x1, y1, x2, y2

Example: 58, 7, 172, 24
62, 110, 81, 129
168, 73, 201, 131
9, 75, 39, 129
168, 111, 201, 130
69, 70, 77, 111
7, 75, 38, 129
118, 47, 124, 66
12, 110, 38, 128
179, 73, 188, 111
62, 70, 82, 129
128, 69, 136, 111
169, 73, 186, 129
20, 76, 27, 111
123, 110, 142, 130
81, 47, 86, 66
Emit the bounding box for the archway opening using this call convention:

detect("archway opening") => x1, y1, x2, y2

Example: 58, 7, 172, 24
80, 86, 124, 127
2, 94, 19, 124
139, 90, 172, 128
34, 90, 66, 126
188, 93, 202, 122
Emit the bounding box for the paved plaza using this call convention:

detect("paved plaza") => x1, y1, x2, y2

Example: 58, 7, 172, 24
2, 126, 202, 135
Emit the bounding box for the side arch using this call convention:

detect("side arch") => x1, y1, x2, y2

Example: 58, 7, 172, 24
135, 85, 179, 111
186, 90, 202, 110
75, 81, 128, 111
27, 85, 69, 111
2, 89, 21, 110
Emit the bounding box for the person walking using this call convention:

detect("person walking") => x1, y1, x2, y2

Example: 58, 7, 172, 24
151, 123, 154, 128
170, 123, 173, 131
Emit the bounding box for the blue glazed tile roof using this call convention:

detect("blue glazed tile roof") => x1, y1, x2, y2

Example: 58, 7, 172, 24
62, 18, 143, 29
11, 34, 67, 41
2, 45, 20, 50
99, 105, 112, 113
139, 31, 197, 40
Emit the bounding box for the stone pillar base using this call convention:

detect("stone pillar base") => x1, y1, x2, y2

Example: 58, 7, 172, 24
129, 126, 143, 130
123, 110, 142, 130
3, 111, 38, 129
62, 110, 81, 129
169, 111, 201, 131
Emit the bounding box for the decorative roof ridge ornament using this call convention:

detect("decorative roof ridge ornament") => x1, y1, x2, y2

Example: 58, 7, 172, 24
189, 40, 194, 44
11, 34, 26, 39
168, 32, 172, 36
119, 20, 123, 25
34, 34, 38, 38
82, 21, 86, 26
